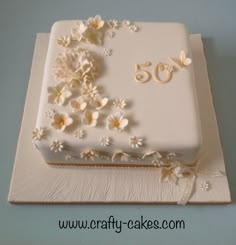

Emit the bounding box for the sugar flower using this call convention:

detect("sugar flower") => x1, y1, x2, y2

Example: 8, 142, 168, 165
32, 127, 45, 141
87, 15, 104, 30
130, 136, 143, 148
45, 109, 56, 118
74, 129, 86, 139
51, 112, 73, 131
106, 30, 115, 38
81, 83, 98, 98
70, 96, 87, 112
54, 49, 97, 86
107, 19, 120, 29
112, 151, 130, 162
113, 98, 126, 109
100, 136, 111, 147
83, 110, 99, 127
80, 149, 98, 161
90, 94, 108, 110
107, 112, 128, 131
201, 181, 211, 191
103, 48, 112, 57
129, 24, 139, 32
71, 21, 102, 45
50, 140, 64, 152
57, 35, 72, 47
122, 20, 131, 26
65, 154, 72, 161
160, 166, 178, 184
48, 83, 72, 105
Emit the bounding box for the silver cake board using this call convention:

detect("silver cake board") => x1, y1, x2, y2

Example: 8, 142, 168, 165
8, 33, 231, 205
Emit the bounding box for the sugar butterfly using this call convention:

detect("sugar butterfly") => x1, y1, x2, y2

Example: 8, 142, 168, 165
169, 50, 192, 68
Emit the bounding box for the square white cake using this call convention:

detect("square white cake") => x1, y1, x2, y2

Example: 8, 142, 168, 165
33, 16, 202, 166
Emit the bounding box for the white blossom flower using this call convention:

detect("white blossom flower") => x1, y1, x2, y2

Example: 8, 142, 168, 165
106, 30, 115, 38
100, 136, 111, 147
90, 94, 108, 110
160, 166, 178, 184
201, 181, 211, 191
106, 112, 128, 131
50, 140, 64, 152
81, 83, 98, 98
65, 154, 72, 161
45, 109, 56, 118
107, 19, 120, 29
54, 49, 97, 86
80, 149, 98, 161
51, 112, 73, 131
112, 151, 130, 162
130, 136, 143, 148
71, 21, 102, 45
74, 129, 86, 139
179, 50, 192, 66
48, 83, 72, 105
103, 48, 112, 57
32, 127, 45, 141
166, 152, 177, 159
129, 24, 139, 32
83, 110, 99, 127
70, 96, 87, 112
122, 20, 131, 26
113, 98, 127, 109
87, 15, 104, 30
57, 35, 72, 47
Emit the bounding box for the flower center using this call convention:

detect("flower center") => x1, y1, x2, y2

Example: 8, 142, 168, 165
113, 118, 120, 128
59, 117, 66, 127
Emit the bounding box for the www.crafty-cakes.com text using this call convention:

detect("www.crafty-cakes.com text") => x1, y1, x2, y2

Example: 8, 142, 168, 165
58, 215, 185, 233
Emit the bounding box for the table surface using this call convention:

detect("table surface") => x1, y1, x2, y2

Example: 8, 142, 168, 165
0, 0, 236, 244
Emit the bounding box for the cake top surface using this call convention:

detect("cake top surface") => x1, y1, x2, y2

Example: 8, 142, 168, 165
35, 16, 202, 163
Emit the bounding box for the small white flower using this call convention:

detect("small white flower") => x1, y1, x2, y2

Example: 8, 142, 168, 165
32, 127, 45, 141
83, 110, 99, 127
160, 166, 178, 184
57, 35, 72, 47
152, 159, 165, 166
166, 152, 177, 160
80, 149, 98, 161
48, 83, 72, 105
74, 129, 86, 139
130, 136, 143, 148
122, 20, 131, 26
81, 83, 98, 98
65, 154, 72, 161
106, 30, 115, 38
112, 151, 131, 162
113, 98, 127, 109
201, 181, 211, 191
129, 24, 139, 32
103, 48, 112, 57
90, 94, 109, 110
45, 109, 56, 118
106, 112, 128, 131
100, 136, 111, 147
87, 15, 104, 30
70, 96, 87, 112
107, 19, 120, 29
50, 140, 64, 152
51, 112, 73, 131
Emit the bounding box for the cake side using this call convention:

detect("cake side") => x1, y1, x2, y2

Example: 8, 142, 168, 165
34, 17, 202, 166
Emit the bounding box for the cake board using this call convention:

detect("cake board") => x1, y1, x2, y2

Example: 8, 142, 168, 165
8, 33, 231, 205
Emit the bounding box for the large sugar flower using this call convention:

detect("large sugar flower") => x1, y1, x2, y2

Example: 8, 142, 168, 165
54, 49, 97, 86
83, 110, 99, 127
48, 83, 72, 105
51, 112, 73, 131
90, 94, 108, 110
71, 21, 102, 45
87, 15, 104, 30
106, 112, 128, 131
70, 96, 87, 112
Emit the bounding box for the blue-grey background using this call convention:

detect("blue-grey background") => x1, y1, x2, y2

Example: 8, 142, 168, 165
0, 0, 236, 244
